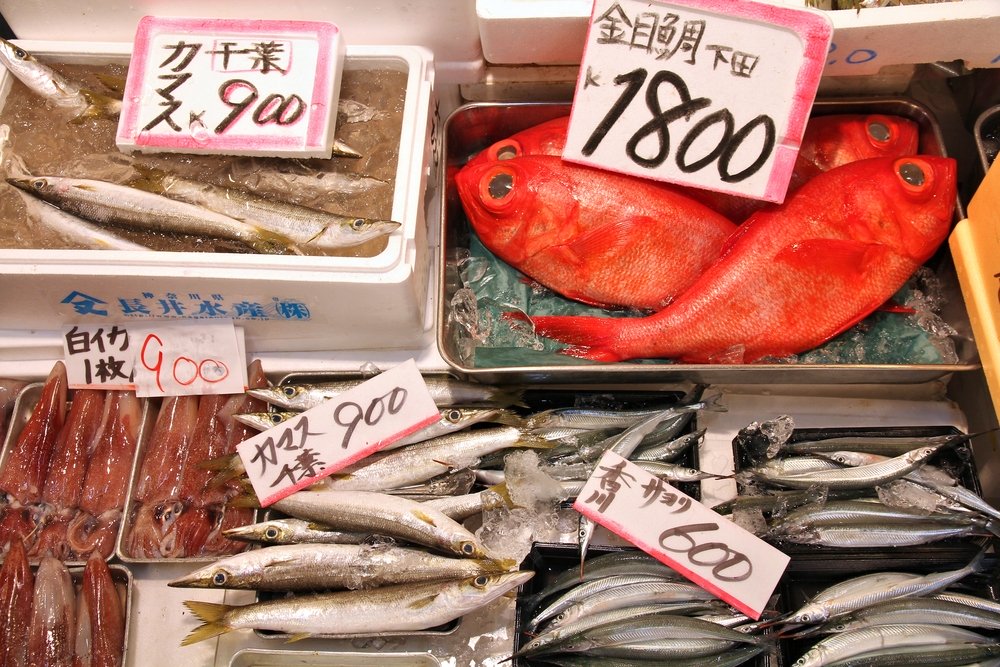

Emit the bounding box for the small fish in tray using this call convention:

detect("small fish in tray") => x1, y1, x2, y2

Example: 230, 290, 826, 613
725, 417, 1000, 550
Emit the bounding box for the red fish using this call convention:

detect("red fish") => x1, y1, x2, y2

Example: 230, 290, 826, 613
0, 362, 67, 505
466, 113, 920, 222
42, 389, 105, 511
456, 155, 737, 310
0, 539, 33, 667
81, 551, 124, 667
523, 156, 956, 363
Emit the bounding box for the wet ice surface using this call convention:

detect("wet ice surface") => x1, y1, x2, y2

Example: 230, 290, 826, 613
0, 62, 405, 256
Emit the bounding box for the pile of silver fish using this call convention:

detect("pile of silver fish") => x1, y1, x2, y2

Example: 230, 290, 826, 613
0, 542, 125, 666
0, 361, 141, 560
0, 38, 401, 255
725, 417, 1000, 548
514, 549, 771, 666
777, 549, 1000, 667
121, 360, 269, 559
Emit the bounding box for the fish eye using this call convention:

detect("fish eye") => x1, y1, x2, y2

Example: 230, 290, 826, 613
494, 142, 519, 160
487, 172, 513, 200
13, 48, 26, 59
264, 526, 280, 540
460, 541, 476, 555
30, 178, 45, 190
212, 570, 228, 586
281, 386, 296, 397
867, 120, 891, 143
269, 414, 283, 424
473, 575, 489, 587
351, 218, 366, 231
898, 161, 925, 187
445, 409, 463, 423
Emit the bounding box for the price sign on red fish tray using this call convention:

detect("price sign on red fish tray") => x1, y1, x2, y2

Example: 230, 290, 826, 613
117, 16, 345, 158
574, 451, 789, 619
565, 0, 832, 203
237, 360, 440, 507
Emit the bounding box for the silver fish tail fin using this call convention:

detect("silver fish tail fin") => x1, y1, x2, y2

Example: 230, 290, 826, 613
226, 486, 261, 510
245, 226, 298, 254
73, 89, 123, 122
181, 600, 234, 645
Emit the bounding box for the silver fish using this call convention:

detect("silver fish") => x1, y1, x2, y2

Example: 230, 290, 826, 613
168, 542, 510, 591
813, 597, 1000, 635
779, 433, 966, 458
0, 38, 121, 118
771, 521, 984, 547
7, 175, 296, 254
768, 499, 987, 535
793, 623, 991, 667
248, 376, 523, 411
222, 517, 369, 545
14, 188, 151, 250
755, 445, 945, 490
232, 411, 299, 432
181, 570, 533, 643
551, 614, 761, 655
386, 407, 524, 450
387, 468, 477, 498
318, 425, 550, 492
421, 486, 510, 521
633, 428, 706, 462
529, 573, 683, 630
269, 489, 497, 560
807, 642, 1000, 667
129, 168, 401, 251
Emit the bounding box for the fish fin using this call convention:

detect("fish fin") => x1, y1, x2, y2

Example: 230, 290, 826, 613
555, 217, 651, 264
507, 311, 626, 354
181, 601, 233, 645
412, 509, 439, 527
876, 298, 917, 314
492, 410, 526, 428
512, 435, 557, 450
409, 594, 439, 609
246, 226, 298, 255
775, 239, 891, 281
73, 89, 122, 122
226, 489, 261, 510
488, 482, 516, 508
95, 72, 127, 94
126, 164, 169, 193
284, 633, 313, 643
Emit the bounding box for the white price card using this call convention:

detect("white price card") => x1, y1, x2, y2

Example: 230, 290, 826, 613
62, 323, 138, 390
565, 0, 832, 203
573, 451, 789, 619
117, 16, 346, 158
237, 359, 441, 507
131, 320, 247, 397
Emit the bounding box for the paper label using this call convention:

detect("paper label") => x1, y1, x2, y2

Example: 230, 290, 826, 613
131, 320, 247, 397
117, 16, 345, 157
236, 359, 440, 507
573, 451, 789, 619
62, 324, 137, 389
564, 0, 832, 203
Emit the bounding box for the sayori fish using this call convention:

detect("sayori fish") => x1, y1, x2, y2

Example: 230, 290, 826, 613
455, 155, 737, 310
0, 37, 121, 119
524, 156, 957, 363
181, 570, 533, 643
7, 175, 298, 255
128, 167, 401, 251
168, 542, 511, 591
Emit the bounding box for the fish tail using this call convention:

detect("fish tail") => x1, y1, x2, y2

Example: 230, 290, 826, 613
226, 487, 261, 510
125, 164, 169, 193
508, 312, 634, 362
512, 435, 557, 450
492, 409, 527, 428
74, 89, 122, 122
492, 388, 529, 409
181, 601, 234, 645
247, 226, 297, 254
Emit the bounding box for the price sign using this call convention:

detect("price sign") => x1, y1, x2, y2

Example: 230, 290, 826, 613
565, 0, 832, 203
131, 320, 247, 397
574, 451, 789, 619
62, 324, 137, 389
236, 359, 440, 507
117, 16, 345, 158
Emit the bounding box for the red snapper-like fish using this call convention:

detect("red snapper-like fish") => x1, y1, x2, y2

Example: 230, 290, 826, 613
522, 156, 956, 363
455, 155, 737, 310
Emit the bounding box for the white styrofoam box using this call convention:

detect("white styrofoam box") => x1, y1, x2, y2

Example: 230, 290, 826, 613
476, 0, 1000, 76
0, 41, 438, 355
0, 1, 484, 84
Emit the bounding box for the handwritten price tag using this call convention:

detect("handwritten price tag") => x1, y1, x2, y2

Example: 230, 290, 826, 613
131, 320, 247, 398
117, 16, 345, 158
62, 324, 137, 389
565, 0, 832, 203
574, 451, 788, 619
236, 359, 440, 507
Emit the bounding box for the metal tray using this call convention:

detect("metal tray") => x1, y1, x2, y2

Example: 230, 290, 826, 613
1, 382, 153, 564
974, 103, 1000, 176
229, 650, 440, 667
437, 98, 979, 386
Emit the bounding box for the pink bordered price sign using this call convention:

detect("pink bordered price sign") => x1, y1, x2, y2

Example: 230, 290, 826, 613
565, 0, 833, 203
117, 16, 346, 158
573, 451, 789, 619
236, 359, 440, 507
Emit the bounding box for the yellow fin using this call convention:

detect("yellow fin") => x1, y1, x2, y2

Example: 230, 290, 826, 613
181, 601, 233, 646
284, 632, 312, 643
412, 509, 439, 527
409, 594, 439, 609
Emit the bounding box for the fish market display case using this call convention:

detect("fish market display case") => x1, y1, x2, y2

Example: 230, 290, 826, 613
437, 98, 979, 386
0, 41, 437, 354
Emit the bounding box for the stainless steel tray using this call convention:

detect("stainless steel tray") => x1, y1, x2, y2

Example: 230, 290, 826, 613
437, 98, 979, 386
230, 649, 440, 667
1, 382, 153, 564
974, 102, 1000, 175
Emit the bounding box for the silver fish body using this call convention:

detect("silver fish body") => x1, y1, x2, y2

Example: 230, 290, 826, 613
529, 573, 681, 629
270, 489, 496, 559
7, 175, 296, 254
168, 542, 509, 591
814, 597, 1000, 635
541, 580, 719, 631
760, 445, 943, 490
182, 570, 533, 643
633, 428, 706, 462
793, 623, 990, 667
16, 189, 151, 250
222, 517, 369, 545
780, 433, 963, 458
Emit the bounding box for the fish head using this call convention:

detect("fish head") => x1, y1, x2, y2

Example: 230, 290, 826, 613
799, 114, 920, 175
454, 156, 578, 265
0, 37, 39, 71
315, 216, 402, 246
442, 571, 534, 615
545, 601, 585, 630
908, 445, 940, 464
223, 519, 298, 544
233, 411, 292, 432
168, 563, 248, 589
464, 116, 569, 169
246, 385, 309, 410
787, 604, 828, 625
6, 175, 55, 200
